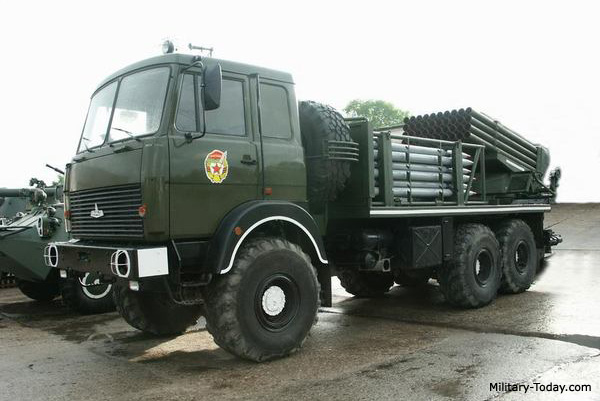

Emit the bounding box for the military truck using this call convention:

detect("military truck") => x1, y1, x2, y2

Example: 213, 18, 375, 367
1, 178, 114, 313
46, 45, 561, 361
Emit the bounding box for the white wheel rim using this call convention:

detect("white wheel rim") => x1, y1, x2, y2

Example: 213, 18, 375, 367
261, 285, 286, 316
80, 273, 112, 300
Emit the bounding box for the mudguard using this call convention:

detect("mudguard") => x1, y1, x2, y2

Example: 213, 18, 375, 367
206, 200, 328, 274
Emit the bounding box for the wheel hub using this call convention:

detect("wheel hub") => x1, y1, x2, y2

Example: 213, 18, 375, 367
514, 241, 529, 274
261, 285, 286, 316
79, 273, 112, 299
473, 249, 493, 286
255, 274, 300, 332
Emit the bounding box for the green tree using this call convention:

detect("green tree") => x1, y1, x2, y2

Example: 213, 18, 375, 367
343, 99, 410, 128
52, 174, 64, 187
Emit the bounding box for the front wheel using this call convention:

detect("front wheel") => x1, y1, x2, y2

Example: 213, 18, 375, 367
203, 238, 320, 362
17, 278, 60, 302
61, 274, 115, 314
113, 284, 203, 336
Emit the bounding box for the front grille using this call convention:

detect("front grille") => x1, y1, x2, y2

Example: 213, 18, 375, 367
69, 184, 144, 239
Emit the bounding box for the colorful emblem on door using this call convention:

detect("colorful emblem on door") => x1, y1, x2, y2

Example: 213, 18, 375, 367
205, 150, 229, 184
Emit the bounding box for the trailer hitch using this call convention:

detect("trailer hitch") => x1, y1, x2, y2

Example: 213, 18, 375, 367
543, 229, 563, 253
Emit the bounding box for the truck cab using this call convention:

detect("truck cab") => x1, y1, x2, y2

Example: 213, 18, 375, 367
67, 53, 306, 242
49, 52, 334, 362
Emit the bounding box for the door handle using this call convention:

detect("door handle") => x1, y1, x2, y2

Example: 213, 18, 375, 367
241, 155, 257, 165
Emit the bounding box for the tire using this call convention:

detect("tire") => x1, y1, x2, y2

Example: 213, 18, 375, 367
439, 224, 501, 308
61, 274, 115, 314
299, 101, 352, 212
113, 284, 203, 336
17, 278, 60, 302
203, 237, 320, 362
495, 219, 537, 294
339, 269, 394, 297
394, 270, 430, 287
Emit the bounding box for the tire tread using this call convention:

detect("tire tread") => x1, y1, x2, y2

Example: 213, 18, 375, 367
439, 224, 500, 308
203, 237, 320, 362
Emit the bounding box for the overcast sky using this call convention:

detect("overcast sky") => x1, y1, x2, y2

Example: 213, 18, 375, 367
1, 0, 598, 202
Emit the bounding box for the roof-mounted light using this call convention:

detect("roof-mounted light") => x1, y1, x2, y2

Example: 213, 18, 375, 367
162, 40, 175, 54
160, 38, 214, 57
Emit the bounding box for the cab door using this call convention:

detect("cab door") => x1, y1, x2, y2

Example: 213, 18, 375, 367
251, 77, 306, 202
169, 71, 259, 238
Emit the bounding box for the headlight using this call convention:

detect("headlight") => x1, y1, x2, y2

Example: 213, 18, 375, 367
37, 216, 60, 238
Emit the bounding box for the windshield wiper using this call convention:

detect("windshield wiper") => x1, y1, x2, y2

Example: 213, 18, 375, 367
81, 137, 95, 153
111, 127, 142, 142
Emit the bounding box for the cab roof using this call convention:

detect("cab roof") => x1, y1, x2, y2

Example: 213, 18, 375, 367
95, 53, 294, 92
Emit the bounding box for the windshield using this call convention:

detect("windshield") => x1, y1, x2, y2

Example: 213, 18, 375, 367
80, 82, 117, 150
78, 67, 170, 152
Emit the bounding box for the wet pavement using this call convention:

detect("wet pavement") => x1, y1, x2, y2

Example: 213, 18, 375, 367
1, 204, 599, 400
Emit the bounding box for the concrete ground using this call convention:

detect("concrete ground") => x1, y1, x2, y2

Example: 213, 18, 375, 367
1, 204, 599, 401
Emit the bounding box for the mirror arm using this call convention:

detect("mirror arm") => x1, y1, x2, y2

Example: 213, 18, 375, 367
180, 58, 204, 73
184, 131, 206, 142
180, 60, 207, 143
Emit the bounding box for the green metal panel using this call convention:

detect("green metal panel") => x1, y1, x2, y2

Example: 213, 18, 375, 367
327, 118, 372, 219
69, 145, 143, 192
140, 136, 170, 240
379, 131, 394, 206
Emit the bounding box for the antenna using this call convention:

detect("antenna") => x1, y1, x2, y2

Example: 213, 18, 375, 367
188, 43, 214, 57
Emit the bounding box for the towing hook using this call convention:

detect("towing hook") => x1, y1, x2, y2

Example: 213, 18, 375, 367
78, 273, 103, 288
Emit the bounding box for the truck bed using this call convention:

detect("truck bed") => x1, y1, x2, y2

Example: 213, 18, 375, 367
328, 118, 553, 220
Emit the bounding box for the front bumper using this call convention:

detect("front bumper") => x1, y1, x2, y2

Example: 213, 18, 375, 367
44, 240, 169, 280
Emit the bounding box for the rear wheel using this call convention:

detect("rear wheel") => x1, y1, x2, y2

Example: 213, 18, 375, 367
113, 284, 203, 336
439, 224, 501, 308
17, 278, 60, 302
61, 274, 115, 314
339, 269, 394, 297
203, 237, 320, 362
495, 219, 537, 294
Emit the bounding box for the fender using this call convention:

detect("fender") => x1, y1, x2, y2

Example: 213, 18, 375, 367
205, 200, 328, 274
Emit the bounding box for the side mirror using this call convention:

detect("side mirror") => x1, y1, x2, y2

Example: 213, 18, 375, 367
203, 63, 222, 111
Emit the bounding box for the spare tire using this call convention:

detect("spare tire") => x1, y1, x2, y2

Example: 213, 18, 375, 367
299, 101, 352, 212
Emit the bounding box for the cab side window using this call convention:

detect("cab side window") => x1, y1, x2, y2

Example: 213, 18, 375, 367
204, 79, 246, 136
175, 74, 246, 136
260, 83, 292, 139
175, 74, 198, 132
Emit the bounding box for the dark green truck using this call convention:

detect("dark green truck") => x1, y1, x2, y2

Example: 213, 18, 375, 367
47, 47, 561, 361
